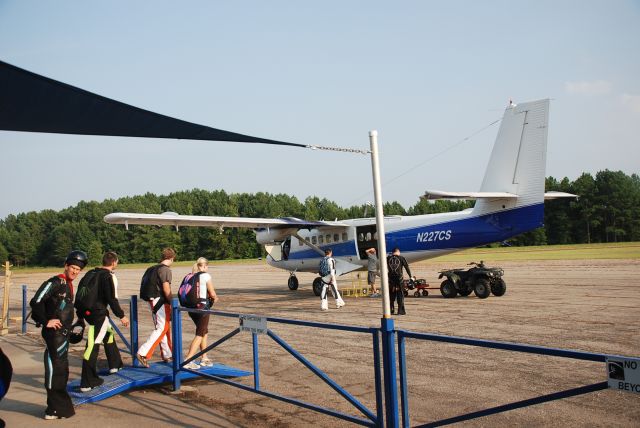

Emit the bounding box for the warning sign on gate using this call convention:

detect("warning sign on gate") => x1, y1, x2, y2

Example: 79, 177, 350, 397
239, 314, 267, 335
607, 357, 640, 394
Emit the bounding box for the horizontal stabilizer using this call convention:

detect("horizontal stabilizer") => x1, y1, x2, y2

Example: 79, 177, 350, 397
421, 190, 518, 200
544, 191, 578, 200
422, 190, 578, 201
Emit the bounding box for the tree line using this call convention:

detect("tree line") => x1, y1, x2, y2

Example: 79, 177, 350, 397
0, 170, 637, 267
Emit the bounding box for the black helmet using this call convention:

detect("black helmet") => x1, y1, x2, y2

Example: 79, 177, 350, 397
69, 322, 85, 344
65, 250, 88, 269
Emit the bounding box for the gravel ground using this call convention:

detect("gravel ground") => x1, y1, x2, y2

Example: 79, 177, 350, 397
1, 258, 639, 427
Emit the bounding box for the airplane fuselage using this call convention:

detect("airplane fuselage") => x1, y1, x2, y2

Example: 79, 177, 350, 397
266, 202, 543, 274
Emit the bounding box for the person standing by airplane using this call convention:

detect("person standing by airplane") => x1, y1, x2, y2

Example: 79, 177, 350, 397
182, 257, 219, 370
366, 247, 380, 297
30, 250, 88, 420
319, 248, 345, 311
387, 247, 413, 315
137, 247, 176, 367
76, 251, 130, 392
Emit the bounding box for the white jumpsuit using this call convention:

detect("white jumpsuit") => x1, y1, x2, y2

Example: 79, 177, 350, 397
320, 257, 345, 310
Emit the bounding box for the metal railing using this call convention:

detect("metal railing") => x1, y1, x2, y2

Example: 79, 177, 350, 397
171, 299, 384, 427
18, 290, 635, 428
396, 330, 614, 427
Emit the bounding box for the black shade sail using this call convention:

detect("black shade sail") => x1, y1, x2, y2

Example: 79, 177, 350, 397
0, 60, 305, 148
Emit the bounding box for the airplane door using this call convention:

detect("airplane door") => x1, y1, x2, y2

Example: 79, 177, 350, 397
356, 225, 377, 259
282, 237, 291, 261
264, 236, 291, 262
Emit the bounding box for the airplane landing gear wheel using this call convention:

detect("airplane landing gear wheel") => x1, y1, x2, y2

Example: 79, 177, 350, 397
288, 276, 299, 291
312, 277, 323, 296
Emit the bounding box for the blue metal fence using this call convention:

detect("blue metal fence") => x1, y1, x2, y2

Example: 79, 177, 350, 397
396, 330, 613, 427
171, 299, 384, 427
19, 288, 635, 428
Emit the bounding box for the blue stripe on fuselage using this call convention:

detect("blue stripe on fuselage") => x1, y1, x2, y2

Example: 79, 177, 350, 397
386, 204, 544, 253
286, 204, 543, 260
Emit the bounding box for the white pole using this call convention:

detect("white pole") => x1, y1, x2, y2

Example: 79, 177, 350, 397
369, 130, 391, 319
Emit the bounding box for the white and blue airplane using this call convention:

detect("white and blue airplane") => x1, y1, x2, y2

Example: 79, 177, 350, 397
104, 99, 574, 295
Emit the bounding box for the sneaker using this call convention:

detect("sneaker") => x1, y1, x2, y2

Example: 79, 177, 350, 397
199, 358, 213, 367
44, 414, 66, 420
163, 357, 173, 363
397, 309, 407, 316
109, 367, 122, 374
184, 361, 200, 370
136, 354, 149, 368
336, 300, 345, 309
320, 301, 328, 311
80, 379, 103, 392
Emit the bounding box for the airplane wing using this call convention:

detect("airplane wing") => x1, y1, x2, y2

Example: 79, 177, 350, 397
422, 190, 577, 200
104, 212, 348, 230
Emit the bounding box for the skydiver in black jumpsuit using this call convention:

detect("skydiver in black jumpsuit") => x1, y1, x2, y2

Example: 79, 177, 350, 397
30, 250, 88, 420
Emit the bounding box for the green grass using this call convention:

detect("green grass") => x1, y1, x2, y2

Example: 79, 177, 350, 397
432, 242, 640, 262
5, 243, 639, 274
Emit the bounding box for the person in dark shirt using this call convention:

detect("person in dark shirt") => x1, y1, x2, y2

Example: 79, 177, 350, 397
30, 250, 87, 420
387, 247, 413, 315
136, 247, 176, 367
78, 251, 130, 391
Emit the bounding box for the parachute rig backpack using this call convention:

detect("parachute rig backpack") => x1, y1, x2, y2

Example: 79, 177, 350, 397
75, 268, 108, 316
319, 256, 332, 277
178, 272, 205, 308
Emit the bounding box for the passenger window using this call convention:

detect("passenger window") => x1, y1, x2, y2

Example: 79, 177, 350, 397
374, 232, 378, 240
359, 233, 364, 242
312, 236, 317, 245
366, 232, 372, 241
326, 234, 332, 243
333, 233, 339, 242
319, 236, 324, 244
342, 232, 348, 241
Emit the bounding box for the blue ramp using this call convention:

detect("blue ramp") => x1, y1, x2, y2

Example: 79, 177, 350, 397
69, 362, 251, 405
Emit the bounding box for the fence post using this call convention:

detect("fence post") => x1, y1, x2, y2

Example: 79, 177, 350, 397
130, 295, 138, 367
381, 317, 399, 428
252, 332, 260, 390
1, 261, 12, 335
22, 284, 27, 334
171, 298, 182, 391
398, 333, 409, 428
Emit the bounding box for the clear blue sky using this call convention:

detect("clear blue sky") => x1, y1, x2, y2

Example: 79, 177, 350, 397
1, 1, 639, 219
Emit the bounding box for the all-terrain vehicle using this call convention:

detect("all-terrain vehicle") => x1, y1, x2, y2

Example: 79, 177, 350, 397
438, 261, 506, 299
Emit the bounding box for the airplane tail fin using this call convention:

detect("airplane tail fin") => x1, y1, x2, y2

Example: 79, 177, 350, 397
473, 99, 549, 215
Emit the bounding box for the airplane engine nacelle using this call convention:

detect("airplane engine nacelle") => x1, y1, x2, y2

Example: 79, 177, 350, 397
255, 228, 297, 244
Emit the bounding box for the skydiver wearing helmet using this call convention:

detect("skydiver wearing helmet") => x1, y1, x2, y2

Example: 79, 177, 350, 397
30, 250, 88, 420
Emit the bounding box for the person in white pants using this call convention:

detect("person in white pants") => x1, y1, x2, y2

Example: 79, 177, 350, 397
137, 248, 176, 367
320, 248, 345, 311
